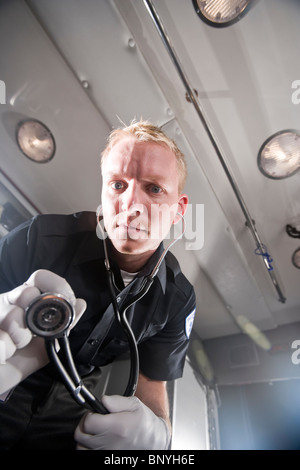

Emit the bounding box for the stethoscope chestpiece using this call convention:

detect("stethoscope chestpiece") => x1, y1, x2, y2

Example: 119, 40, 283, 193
25, 293, 74, 338
25, 292, 109, 414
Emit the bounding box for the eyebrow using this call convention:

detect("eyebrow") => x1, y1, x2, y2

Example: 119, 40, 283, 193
104, 172, 168, 184
142, 175, 168, 184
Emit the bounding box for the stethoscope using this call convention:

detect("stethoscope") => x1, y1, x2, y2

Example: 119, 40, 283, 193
25, 212, 185, 414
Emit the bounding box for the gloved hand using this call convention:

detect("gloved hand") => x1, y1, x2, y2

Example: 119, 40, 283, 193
0, 269, 86, 397
74, 395, 171, 450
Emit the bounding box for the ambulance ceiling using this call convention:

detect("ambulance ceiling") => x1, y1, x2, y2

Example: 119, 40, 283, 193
0, 0, 299, 342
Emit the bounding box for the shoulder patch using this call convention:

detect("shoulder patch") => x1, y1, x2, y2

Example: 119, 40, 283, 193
185, 308, 196, 339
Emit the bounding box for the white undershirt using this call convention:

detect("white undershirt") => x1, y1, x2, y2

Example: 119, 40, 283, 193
120, 269, 139, 287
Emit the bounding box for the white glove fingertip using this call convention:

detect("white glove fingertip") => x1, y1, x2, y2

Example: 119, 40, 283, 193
1, 311, 33, 350
102, 394, 139, 413
0, 341, 6, 364
14, 329, 33, 349
158, 417, 171, 450
0, 330, 17, 362
7, 285, 41, 310
76, 444, 89, 451
74, 412, 95, 449
72, 298, 87, 326
26, 270, 76, 303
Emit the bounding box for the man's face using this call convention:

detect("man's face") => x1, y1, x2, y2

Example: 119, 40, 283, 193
101, 136, 188, 257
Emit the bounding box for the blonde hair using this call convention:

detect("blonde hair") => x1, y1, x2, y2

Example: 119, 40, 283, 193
101, 120, 187, 194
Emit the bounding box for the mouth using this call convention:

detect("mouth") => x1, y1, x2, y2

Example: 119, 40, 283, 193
116, 223, 149, 239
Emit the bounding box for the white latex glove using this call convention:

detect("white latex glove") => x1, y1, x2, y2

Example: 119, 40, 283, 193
74, 395, 171, 450
0, 269, 86, 398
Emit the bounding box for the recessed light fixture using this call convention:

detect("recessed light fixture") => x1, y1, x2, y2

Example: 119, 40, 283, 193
192, 0, 252, 27
16, 119, 56, 163
286, 224, 300, 239
257, 130, 300, 180
292, 248, 300, 269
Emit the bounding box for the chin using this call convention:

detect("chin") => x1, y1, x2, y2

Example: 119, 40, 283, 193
113, 239, 147, 255
112, 236, 160, 256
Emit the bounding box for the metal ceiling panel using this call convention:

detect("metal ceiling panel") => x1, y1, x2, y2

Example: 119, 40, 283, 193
26, 0, 173, 128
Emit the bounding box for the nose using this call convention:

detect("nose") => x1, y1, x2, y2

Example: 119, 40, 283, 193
121, 182, 143, 217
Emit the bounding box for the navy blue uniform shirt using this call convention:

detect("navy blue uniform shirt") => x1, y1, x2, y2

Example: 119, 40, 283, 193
0, 211, 196, 381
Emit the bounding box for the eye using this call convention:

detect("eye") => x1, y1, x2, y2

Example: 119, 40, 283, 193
111, 181, 124, 190
150, 185, 162, 194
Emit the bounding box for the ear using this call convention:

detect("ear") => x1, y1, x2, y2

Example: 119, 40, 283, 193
173, 193, 189, 224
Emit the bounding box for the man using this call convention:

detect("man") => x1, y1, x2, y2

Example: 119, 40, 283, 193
0, 120, 196, 449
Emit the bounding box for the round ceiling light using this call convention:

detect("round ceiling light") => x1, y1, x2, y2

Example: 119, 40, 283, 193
257, 130, 300, 180
192, 0, 252, 27
16, 119, 56, 163
292, 248, 300, 269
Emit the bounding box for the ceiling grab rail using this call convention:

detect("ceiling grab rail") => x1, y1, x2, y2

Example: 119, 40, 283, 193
143, 0, 286, 303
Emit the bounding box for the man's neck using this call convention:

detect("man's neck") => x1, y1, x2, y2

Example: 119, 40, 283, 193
110, 244, 157, 273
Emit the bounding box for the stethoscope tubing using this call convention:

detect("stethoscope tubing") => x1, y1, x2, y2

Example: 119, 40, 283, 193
46, 336, 109, 414
106, 269, 154, 397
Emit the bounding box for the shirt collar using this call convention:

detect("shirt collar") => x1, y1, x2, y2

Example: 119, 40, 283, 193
73, 228, 167, 294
